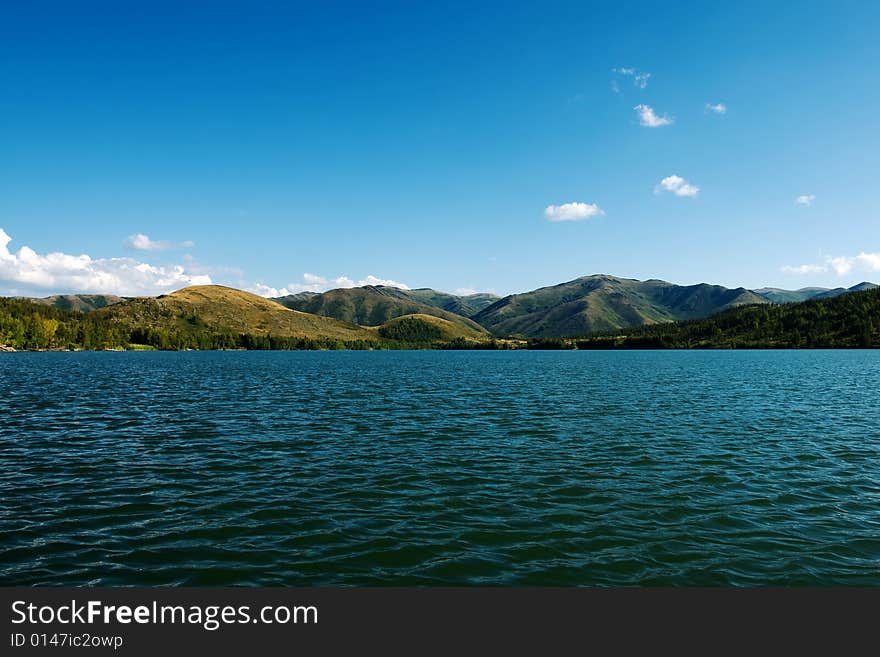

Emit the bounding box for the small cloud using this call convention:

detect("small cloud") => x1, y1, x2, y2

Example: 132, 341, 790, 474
124, 233, 194, 251
634, 104, 673, 127
781, 264, 827, 274
613, 67, 651, 89
248, 282, 293, 298
655, 175, 699, 198
795, 194, 815, 206
544, 202, 605, 222
705, 102, 727, 114
453, 287, 478, 296
610, 80, 620, 94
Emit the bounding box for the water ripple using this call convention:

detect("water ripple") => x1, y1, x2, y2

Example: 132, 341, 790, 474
1, 350, 879, 585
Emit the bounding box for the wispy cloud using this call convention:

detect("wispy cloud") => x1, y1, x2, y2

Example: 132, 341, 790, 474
705, 102, 727, 114
781, 264, 827, 274
249, 273, 410, 298
544, 202, 605, 222
634, 104, 673, 127
0, 228, 210, 296
655, 175, 699, 197
124, 233, 195, 251
795, 194, 815, 206
781, 252, 880, 276
613, 67, 651, 89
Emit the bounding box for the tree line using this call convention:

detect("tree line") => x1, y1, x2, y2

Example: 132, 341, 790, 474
570, 288, 880, 349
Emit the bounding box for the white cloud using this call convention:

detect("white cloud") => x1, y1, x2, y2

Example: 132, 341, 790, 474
248, 273, 410, 298
124, 233, 194, 251
827, 252, 880, 276
781, 264, 827, 274
360, 274, 409, 288
795, 195, 815, 206
655, 175, 699, 197
247, 282, 295, 298
855, 252, 880, 271
613, 67, 651, 89
0, 228, 211, 296
781, 252, 880, 277
453, 287, 478, 296
544, 202, 605, 222
634, 104, 673, 127
705, 102, 727, 114
827, 256, 853, 276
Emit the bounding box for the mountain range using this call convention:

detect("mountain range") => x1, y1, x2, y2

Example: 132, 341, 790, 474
18, 275, 879, 341
752, 282, 877, 304
273, 285, 490, 334
471, 275, 770, 338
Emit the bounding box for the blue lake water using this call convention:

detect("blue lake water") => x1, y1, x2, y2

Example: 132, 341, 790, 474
1, 350, 879, 585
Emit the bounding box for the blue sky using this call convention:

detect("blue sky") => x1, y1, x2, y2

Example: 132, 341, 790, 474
1, 0, 878, 297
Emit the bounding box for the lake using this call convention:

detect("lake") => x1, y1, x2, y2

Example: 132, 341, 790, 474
1, 350, 879, 585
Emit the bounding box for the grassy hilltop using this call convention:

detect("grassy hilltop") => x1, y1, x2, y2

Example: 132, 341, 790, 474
374, 313, 488, 343
97, 285, 377, 342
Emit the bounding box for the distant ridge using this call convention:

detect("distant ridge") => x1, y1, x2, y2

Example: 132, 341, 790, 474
274, 285, 489, 334
812, 282, 878, 300
394, 288, 499, 317
30, 294, 123, 312
472, 275, 769, 338
754, 282, 877, 304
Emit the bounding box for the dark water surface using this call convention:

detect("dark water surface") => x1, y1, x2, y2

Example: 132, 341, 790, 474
2, 350, 879, 585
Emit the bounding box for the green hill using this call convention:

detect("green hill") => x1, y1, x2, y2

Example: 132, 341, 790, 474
97, 285, 377, 342
575, 287, 880, 349
374, 313, 489, 343
29, 293, 124, 312
273, 285, 489, 334
473, 275, 770, 338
